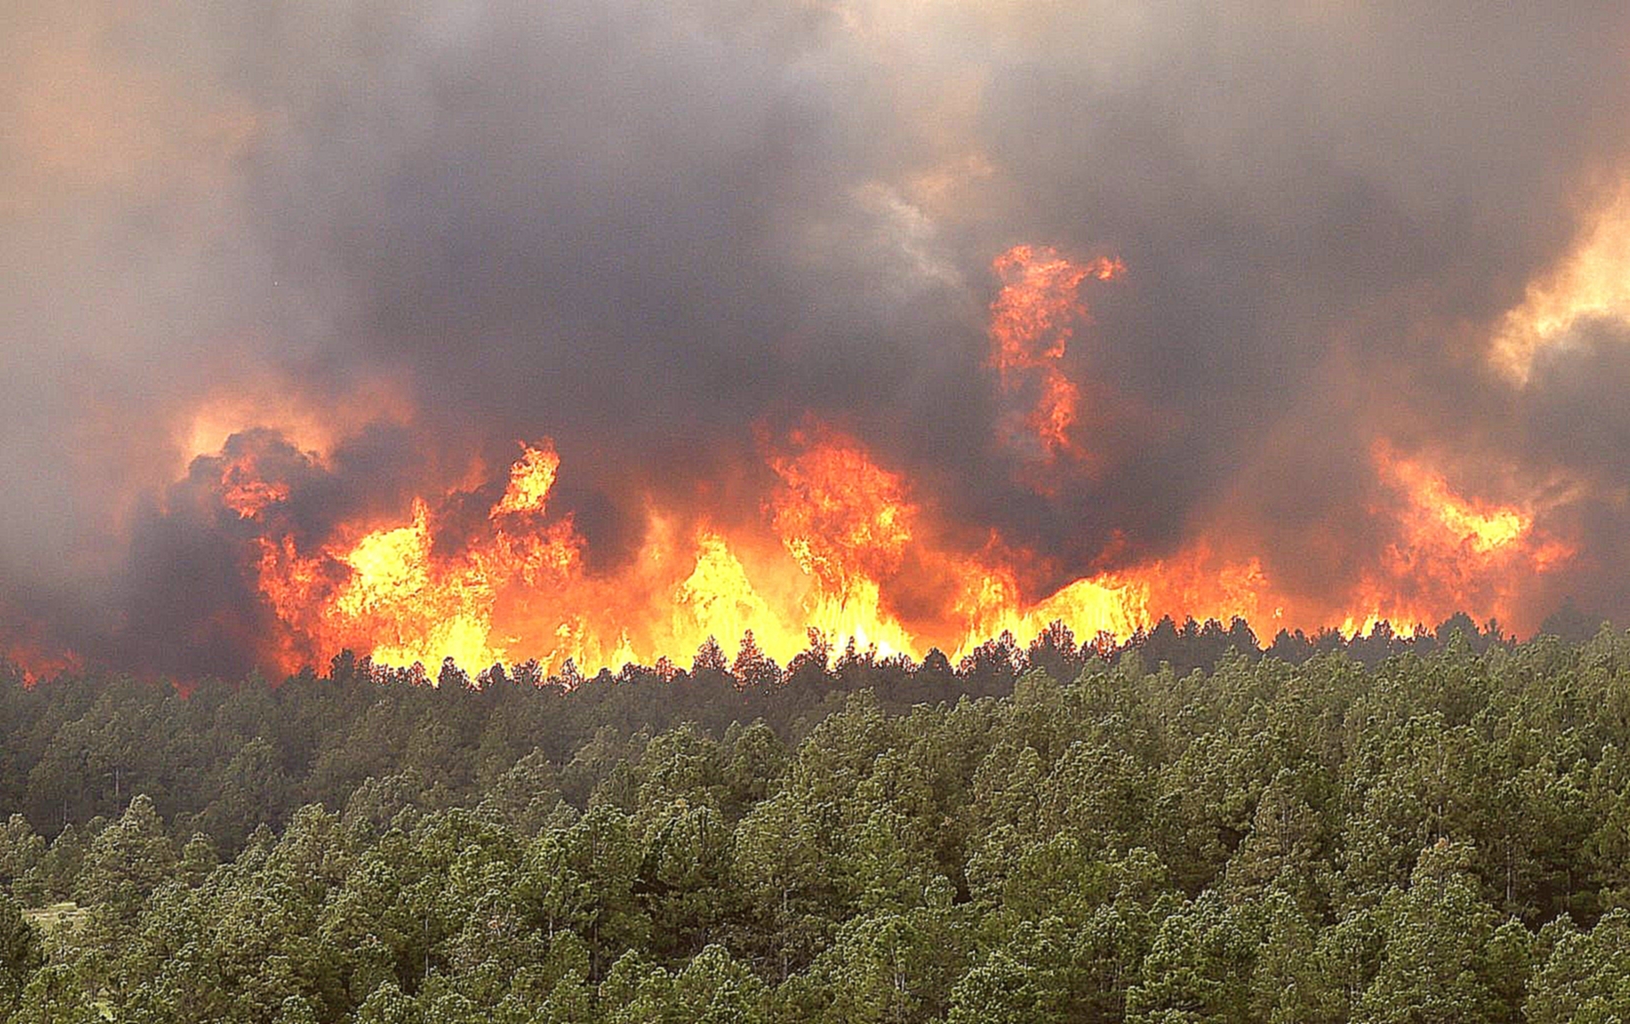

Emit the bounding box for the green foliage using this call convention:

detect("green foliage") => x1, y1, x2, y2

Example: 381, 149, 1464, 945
7, 964, 100, 1024
74, 793, 176, 924
0, 892, 42, 1016
1352, 840, 1510, 1024
355, 979, 422, 1024
1526, 910, 1630, 1024
5, 627, 1630, 1019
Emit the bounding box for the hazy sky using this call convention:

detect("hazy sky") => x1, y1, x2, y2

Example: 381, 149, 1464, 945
6, 2, 1630, 673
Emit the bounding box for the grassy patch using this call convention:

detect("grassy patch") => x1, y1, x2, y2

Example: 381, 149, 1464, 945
24, 901, 88, 935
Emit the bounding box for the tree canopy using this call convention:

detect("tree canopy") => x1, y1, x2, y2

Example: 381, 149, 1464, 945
3, 617, 1630, 1020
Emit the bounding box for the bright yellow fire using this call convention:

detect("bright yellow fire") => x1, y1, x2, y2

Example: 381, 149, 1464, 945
235, 427, 1572, 681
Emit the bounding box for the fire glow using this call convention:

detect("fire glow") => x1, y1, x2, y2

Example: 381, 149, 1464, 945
987, 244, 1124, 467
2, 247, 1580, 682
233, 417, 1569, 681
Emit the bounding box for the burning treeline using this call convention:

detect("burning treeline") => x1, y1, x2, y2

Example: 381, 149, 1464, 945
0, 244, 1570, 684
245, 425, 1564, 682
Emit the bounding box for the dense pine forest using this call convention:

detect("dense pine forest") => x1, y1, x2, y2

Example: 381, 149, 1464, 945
3, 615, 1630, 1021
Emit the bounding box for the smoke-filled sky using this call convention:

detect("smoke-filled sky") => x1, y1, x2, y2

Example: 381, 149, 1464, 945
7, 1, 1630, 677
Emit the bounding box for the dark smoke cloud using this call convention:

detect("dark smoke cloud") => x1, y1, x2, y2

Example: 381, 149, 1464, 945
5, 1, 1630, 673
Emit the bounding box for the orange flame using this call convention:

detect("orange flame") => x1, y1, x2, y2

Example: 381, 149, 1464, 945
231, 424, 1581, 680
769, 425, 914, 602
988, 244, 1124, 464
1342, 442, 1574, 633
0, 609, 82, 687
218, 448, 291, 520
490, 441, 561, 518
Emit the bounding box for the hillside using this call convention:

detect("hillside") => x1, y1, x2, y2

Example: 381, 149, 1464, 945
2, 625, 1630, 1020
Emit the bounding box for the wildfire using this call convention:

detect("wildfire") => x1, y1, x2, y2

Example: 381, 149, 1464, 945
217, 447, 291, 520
1, 638, 81, 688
491, 441, 561, 518
243, 426, 1132, 676
1338, 443, 1573, 632
0, 239, 1587, 683
987, 244, 1124, 465
1377, 444, 1528, 554
6, 418, 1579, 682
254, 453, 585, 674
234, 414, 1559, 680
768, 423, 915, 606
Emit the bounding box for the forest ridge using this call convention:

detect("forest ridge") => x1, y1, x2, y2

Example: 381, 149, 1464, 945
0, 616, 1627, 1021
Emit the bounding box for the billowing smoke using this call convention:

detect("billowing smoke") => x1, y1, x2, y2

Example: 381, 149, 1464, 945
6, 2, 1630, 677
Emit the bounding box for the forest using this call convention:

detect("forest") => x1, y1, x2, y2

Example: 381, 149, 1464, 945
1, 612, 1629, 1022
